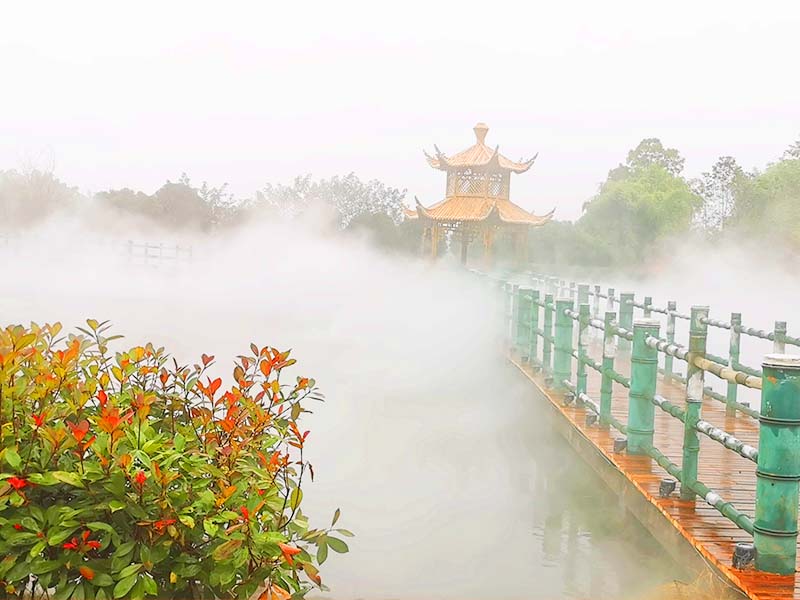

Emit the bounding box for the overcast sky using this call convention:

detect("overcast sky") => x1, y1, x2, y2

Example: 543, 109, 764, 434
2, 1, 798, 220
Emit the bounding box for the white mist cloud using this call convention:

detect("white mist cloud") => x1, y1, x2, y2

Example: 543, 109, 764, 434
0, 216, 684, 598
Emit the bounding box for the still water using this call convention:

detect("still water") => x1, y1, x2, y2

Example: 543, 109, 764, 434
305, 360, 687, 600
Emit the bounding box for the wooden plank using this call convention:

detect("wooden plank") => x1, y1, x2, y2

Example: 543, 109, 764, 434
508, 346, 800, 600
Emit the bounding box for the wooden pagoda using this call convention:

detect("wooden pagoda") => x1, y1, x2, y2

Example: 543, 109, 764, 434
406, 122, 553, 265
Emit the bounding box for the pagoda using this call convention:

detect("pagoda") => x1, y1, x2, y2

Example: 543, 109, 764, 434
406, 122, 553, 265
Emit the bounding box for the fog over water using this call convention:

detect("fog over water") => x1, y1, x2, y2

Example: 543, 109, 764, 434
0, 218, 693, 599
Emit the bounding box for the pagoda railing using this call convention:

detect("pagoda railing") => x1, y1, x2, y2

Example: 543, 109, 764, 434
478, 270, 800, 576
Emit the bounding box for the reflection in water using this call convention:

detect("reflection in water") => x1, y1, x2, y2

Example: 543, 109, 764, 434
306, 360, 688, 600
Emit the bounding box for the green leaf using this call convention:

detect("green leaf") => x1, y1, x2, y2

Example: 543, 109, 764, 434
52, 471, 85, 488
316, 541, 328, 565
336, 528, 355, 537
142, 574, 157, 596
48, 526, 79, 546
178, 515, 195, 529
113, 574, 138, 598
290, 487, 303, 510
108, 500, 126, 513
174, 433, 186, 452
113, 541, 136, 558
54, 582, 78, 600
4, 448, 21, 469
331, 508, 341, 527
30, 559, 62, 575
6, 559, 31, 582
29, 540, 47, 558
203, 519, 219, 537
117, 563, 142, 580
92, 572, 114, 587
327, 537, 349, 553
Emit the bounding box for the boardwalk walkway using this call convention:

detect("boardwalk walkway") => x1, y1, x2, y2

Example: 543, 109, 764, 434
508, 343, 798, 600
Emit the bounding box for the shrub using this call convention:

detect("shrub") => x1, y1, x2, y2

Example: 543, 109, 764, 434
0, 321, 349, 599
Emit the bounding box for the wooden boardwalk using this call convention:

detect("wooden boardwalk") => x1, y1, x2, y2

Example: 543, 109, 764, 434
508, 345, 800, 600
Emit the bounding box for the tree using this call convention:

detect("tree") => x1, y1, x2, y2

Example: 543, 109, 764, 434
729, 156, 800, 248
257, 173, 407, 228
0, 168, 82, 227
578, 163, 701, 264
784, 136, 800, 160
626, 138, 685, 176
96, 174, 233, 230
693, 156, 747, 232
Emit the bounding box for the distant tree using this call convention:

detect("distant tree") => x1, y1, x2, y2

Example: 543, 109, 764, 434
784, 136, 800, 160
693, 156, 747, 232
729, 156, 800, 248
578, 163, 700, 264
257, 173, 407, 228
626, 138, 685, 176
346, 212, 422, 254
95, 187, 154, 214
0, 168, 82, 227
257, 175, 315, 220
96, 173, 233, 230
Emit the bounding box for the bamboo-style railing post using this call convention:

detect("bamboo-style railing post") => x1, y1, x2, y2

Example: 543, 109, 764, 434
682, 306, 708, 499
754, 355, 800, 575
774, 321, 787, 354
600, 311, 617, 428
664, 301, 677, 383
577, 283, 589, 308
644, 296, 653, 318
542, 293, 554, 374
628, 318, 659, 454
553, 299, 574, 391
569, 281, 577, 303
516, 288, 533, 360
509, 283, 519, 347
607, 287, 615, 312
682, 396, 702, 500
530, 290, 540, 367
727, 312, 742, 417
592, 285, 601, 317
618, 293, 635, 352
577, 304, 590, 398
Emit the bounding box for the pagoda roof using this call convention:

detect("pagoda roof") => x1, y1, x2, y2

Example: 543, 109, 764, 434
407, 196, 554, 226
424, 123, 537, 174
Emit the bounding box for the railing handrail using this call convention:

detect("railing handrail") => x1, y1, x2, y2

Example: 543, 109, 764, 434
499, 273, 800, 571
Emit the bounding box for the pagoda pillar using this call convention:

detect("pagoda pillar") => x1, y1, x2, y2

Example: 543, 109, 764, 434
460, 229, 468, 265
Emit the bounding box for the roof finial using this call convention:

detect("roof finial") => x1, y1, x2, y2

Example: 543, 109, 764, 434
473, 122, 489, 144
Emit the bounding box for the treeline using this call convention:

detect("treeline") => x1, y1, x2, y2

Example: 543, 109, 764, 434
2, 134, 798, 267
528, 135, 800, 268
0, 170, 422, 253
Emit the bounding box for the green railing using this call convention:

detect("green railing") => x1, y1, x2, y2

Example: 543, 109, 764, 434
484, 272, 800, 576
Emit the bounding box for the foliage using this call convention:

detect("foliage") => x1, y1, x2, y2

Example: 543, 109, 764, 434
603, 138, 686, 184
783, 135, 800, 160
692, 156, 747, 232
0, 169, 83, 228
728, 156, 800, 247
0, 321, 349, 600
578, 163, 701, 265
345, 213, 422, 254
528, 220, 614, 268
257, 173, 407, 228
96, 174, 233, 231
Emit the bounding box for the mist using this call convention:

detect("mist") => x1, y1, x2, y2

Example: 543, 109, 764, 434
1, 212, 690, 599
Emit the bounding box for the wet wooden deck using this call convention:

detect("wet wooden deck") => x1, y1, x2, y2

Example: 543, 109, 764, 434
508, 343, 800, 600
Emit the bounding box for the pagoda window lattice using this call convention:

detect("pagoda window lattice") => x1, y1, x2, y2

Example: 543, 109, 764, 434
446, 169, 510, 199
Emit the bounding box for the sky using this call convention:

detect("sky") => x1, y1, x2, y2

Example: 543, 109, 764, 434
1, 1, 799, 220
